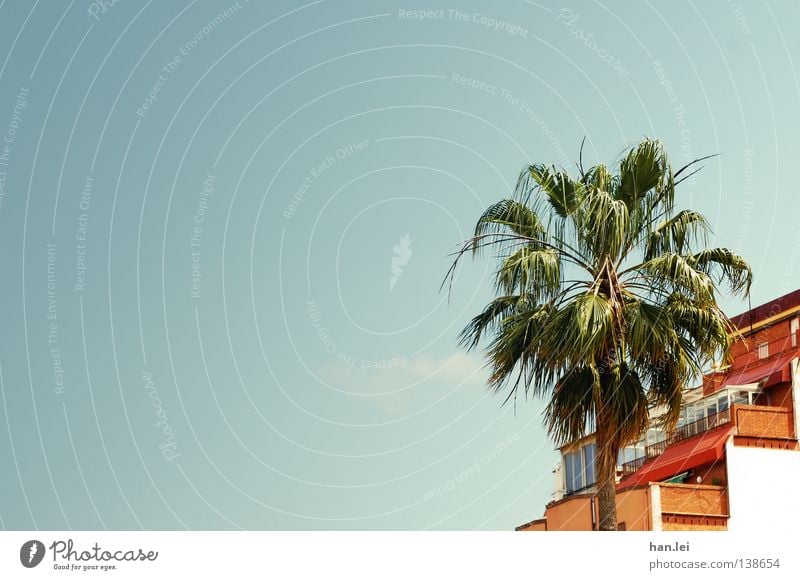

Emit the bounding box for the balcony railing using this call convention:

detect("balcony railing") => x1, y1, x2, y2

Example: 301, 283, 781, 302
620, 455, 646, 477
619, 407, 731, 478
735, 405, 794, 439
659, 482, 730, 517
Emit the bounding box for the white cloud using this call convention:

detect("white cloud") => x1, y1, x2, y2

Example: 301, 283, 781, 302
317, 352, 490, 416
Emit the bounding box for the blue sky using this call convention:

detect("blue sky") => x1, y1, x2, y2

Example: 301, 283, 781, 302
0, 0, 798, 530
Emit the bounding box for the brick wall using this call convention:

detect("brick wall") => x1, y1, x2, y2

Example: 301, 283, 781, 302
734, 405, 794, 438
730, 319, 793, 363
659, 483, 728, 516
733, 436, 799, 450
662, 514, 727, 531
702, 373, 726, 397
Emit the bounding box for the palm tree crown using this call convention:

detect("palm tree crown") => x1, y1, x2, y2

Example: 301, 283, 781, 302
447, 138, 752, 530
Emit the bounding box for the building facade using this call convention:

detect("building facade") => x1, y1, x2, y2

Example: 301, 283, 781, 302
517, 289, 800, 531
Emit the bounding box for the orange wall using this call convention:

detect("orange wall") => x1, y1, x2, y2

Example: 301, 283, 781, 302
544, 489, 653, 531
615, 488, 651, 531
543, 495, 594, 531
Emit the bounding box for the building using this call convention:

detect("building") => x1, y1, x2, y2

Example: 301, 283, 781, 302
516, 289, 800, 531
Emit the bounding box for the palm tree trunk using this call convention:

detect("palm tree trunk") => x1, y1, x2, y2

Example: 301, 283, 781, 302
594, 390, 619, 531
596, 471, 618, 531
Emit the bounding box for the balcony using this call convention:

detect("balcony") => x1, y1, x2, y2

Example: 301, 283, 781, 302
659, 482, 729, 517
658, 482, 729, 531
620, 408, 731, 478
620, 401, 798, 479
732, 404, 798, 451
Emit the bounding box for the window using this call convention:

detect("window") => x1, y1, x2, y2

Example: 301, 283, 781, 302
792, 317, 799, 347
564, 451, 583, 493
619, 447, 636, 465
732, 390, 749, 406
684, 405, 697, 436
564, 444, 597, 494
706, 399, 720, 426
639, 428, 664, 452
583, 443, 596, 487
619, 440, 645, 465
758, 342, 769, 359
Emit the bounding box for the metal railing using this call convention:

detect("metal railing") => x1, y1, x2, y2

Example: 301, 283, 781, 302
619, 407, 731, 478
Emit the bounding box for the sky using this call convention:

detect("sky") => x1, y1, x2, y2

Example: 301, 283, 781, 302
0, 0, 798, 531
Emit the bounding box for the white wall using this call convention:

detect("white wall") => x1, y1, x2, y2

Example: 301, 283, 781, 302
551, 461, 565, 502
725, 441, 800, 531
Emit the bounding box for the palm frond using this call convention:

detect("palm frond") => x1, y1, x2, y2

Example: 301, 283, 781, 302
525, 164, 582, 218
458, 294, 530, 351
545, 365, 597, 445
644, 209, 711, 260
473, 199, 545, 245
688, 248, 753, 294
495, 245, 561, 298
616, 139, 671, 210
630, 252, 716, 301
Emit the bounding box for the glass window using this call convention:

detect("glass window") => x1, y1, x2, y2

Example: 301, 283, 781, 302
644, 428, 665, 451
704, 401, 717, 428
565, 445, 597, 493
618, 448, 631, 465
685, 405, 697, 435
564, 454, 574, 492
564, 451, 583, 493
792, 317, 799, 347
706, 400, 719, 426
572, 452, 584, 491
758, 342, 769, 359
618, 444, 641, 465
583, 444, 596, 487
718, 394, 729, 411
732, 391, 749, 405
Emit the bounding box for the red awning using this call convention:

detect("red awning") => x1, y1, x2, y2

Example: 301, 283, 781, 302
617, 426, 733, 490
722, 352, 797, 387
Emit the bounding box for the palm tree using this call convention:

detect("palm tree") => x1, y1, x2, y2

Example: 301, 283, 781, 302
445, 138, 752, 530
